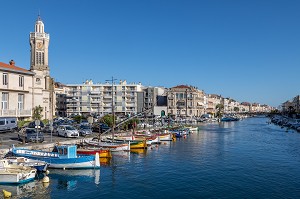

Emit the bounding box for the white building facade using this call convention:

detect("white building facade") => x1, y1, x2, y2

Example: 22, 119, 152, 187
64, 80, 144, 117
0, 16, 54, 120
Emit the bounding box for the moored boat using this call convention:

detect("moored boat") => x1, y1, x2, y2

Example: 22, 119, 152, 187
84, 140, 130, 152
77, 148, 112, 158
129, 140, 147, 149
11, 145, 100, 169
185, 126, 198, 132
0, 159, 37, 184
157, 131, 173, 141
5, 157, 48, 172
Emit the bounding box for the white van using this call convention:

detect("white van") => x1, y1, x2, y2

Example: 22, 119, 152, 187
0, 117, 17, 133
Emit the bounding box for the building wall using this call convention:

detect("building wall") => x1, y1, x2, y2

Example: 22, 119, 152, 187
0, 64, 34, 118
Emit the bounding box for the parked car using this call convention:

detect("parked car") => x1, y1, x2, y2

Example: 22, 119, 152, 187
0, 117, 17, 133
92, 123, 110, 133
78, 125, 93, 136
57, 125, 79, 138
18, 128, 44, 143
27, 121, 45, 129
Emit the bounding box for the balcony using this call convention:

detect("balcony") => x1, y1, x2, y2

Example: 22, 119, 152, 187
90, 90, 101, 94
66, 104, 78, 107
103, 103, 112, 107
126, 104, 135, 107
0, 109, 31, 117
91, 100, 101, 103
103, 95, 112, 99
177, 106, 185, 109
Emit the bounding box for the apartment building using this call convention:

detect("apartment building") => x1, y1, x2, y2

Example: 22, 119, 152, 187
142, 87, 167, 116
64, 80, 144, 117
167, 85, 206, 118
206, 94, 223, 115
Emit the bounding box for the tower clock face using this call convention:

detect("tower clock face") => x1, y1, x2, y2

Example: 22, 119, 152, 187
37, 41, 43, 49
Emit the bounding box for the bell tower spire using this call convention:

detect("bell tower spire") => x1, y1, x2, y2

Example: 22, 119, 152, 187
30, 14, 50, 73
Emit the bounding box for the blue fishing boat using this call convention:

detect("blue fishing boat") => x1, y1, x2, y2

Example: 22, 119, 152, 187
11, 145, 100, 169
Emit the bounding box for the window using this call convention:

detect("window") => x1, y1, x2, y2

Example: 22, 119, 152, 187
18, 94, 24, 110
2, 92, 8, 110
19, 76, 24, 87
3, 73, 8, 85
58, 148, 63, 155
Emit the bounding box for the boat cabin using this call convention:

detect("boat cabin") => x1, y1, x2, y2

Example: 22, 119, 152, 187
53, 145, 77, 159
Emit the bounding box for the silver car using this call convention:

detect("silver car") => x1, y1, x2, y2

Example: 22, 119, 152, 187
57, 125, 79, 138
79, 125, 92, 136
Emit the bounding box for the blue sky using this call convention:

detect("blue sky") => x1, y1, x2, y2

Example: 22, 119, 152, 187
0, 0, 299, 107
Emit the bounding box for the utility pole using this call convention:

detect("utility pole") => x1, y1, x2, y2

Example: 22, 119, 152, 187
106, 76, 117, 142
186, 89, 188, 118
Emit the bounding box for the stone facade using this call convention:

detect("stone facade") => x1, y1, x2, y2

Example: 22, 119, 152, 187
167, 85, 205, 118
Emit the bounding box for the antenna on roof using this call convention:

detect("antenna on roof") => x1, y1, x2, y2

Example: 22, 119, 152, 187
37, 10, 41, 21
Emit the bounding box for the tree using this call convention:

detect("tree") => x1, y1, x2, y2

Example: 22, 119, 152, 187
215, 104, 224, 118
73, 115, 86, 124
32, 105, 43, 120
99, 114, 115, 127
234, 107, 239, 112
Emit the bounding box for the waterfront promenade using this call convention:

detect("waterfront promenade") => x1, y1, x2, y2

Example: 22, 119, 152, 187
1, 117, 300, 199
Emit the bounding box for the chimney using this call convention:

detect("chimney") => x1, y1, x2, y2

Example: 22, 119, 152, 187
9, 60, 15, 65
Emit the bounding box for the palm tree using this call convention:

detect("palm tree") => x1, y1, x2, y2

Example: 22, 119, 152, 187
32, 105, 43, 120
215, 104, 224, 118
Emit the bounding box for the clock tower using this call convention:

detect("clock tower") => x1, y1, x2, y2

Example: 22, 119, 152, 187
29, 15, 54, 120
29, 15, 50, 74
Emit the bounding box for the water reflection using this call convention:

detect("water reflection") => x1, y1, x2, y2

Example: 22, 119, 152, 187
49, 168, 101, 190
0, 180, 51, 199
130, 149, 147, 155
100, 157, 112, 166
0, 181, 36, 197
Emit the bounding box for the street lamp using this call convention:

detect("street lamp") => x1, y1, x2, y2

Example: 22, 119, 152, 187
106, 76, 117, 141
186, 89, 188, 118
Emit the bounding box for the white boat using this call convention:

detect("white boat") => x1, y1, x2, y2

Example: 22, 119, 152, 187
5, 157, 48, 172
157, 132, 173, 141
0, 159, 37, 184
84, 140, 130, 152
185, 126, 198, 132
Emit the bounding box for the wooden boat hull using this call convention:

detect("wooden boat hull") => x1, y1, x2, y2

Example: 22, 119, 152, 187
106, 137, 147, 149
77, 148, 112, 158
84, 140, 130, 151
130, 140, 147, 149
158, 133, 173, 141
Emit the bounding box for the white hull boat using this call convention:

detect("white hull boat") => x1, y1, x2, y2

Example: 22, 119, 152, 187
0, 159, 37, 184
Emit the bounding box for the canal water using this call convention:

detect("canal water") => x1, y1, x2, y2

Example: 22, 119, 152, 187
2, 117, 300, 199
